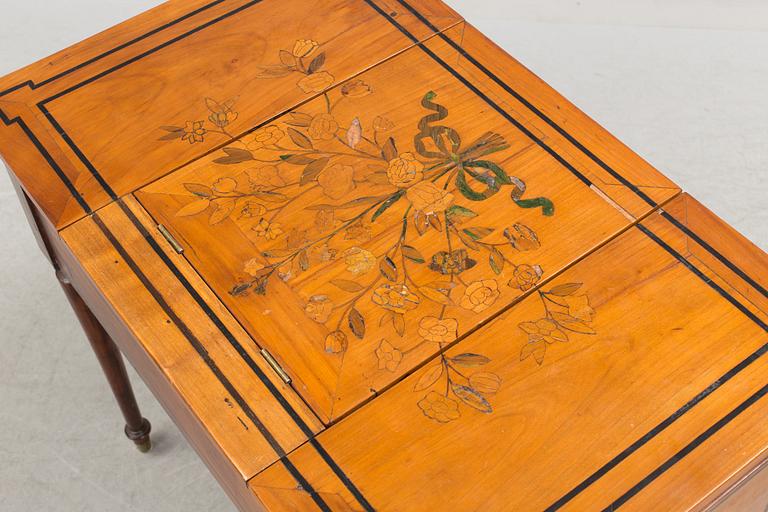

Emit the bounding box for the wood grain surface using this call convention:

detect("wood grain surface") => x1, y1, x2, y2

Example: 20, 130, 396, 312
1, 0, 766, 510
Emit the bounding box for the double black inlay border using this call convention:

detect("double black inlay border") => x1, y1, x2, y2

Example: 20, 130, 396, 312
2, 0, 766, 510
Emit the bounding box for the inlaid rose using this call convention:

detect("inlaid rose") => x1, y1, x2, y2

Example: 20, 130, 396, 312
460, 280, 500, 313
371, 284, 420, 314
386, 153, 424, 187
418, 316, 458, 343
308, 113, 339, 140
507, 264, 543, 291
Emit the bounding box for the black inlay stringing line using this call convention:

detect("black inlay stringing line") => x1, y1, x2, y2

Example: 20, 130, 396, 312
0, 0, 230, 214
115, 200, 374, 512
546, 222, 767, 510
90, 206, 331, 512
659, 210, 768, 299
364, 0, 594, 190
0, 0, 227, 98
397, 0, 767, 301
0, 108, 90, 212
36, 0, 267, 201
603, 381, 768, 511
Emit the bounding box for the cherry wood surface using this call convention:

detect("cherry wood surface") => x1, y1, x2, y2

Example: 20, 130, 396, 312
1, 0, 766, 511
0, 0, 460, 229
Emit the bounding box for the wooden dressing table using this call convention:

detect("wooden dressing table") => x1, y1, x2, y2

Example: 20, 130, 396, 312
2, 0, 766, 510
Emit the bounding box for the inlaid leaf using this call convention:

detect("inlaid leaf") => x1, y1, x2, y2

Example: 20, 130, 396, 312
183, 183, 213, 197
456, 229, 480, 251
450, 353, 490, 367
213, 147, 254, 165
379, 311, 393, 327
463, 226, 494, 240
489, 248, 504, 275
279, 50, 295, 66
280, 154, 316, 165
288, 127, 313, 149
413, 364, 443, 391
158, 126, 185, 140
402, 245, 425, 264
548, 283, 583, 296
230, 282, 252, 296
428, 214, 442, 232
518, 321, 540, 334
256, 65, 293, 79
418, 286, 453, 306
446, 205, 478, 221
424, 280, 457, 292
393, 313, 405, 337
331, 279, 365, 293
285, 112, 313, 127
298, 250, 310, 271
379, 257, 398, 282
176, 198, 211, 217
204, 97, 221, 113
348, 308, 366, 339
551, 312, 596, 335
208, 198, 237, 224
549, 329, 569, 343
307, 52, 326, 74
253, 191, 290, 203
414, 210, 429, 235
520, 339, 547, 365
381, 137, 398, 161
346, 117, 362, 148
371, 190, 404, 222
452, 384, 493, 413
300, 157, 330, 185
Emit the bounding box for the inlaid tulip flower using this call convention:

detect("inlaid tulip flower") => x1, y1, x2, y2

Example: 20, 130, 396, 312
292, 39, 319, 58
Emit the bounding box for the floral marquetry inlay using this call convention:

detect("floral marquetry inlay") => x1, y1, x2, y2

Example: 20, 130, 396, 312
159, 53, 566, 420
518, 283, 596, 365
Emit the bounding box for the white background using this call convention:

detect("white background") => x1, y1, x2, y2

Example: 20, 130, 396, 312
0, 1, 766, 510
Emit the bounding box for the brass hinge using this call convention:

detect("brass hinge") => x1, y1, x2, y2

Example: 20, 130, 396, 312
157, 224, 184, 254
260, 348, 292, 384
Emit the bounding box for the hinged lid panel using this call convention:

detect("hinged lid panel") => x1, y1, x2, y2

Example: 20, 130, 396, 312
137, 21, 679, 422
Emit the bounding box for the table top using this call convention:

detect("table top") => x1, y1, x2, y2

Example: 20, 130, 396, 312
1, 1, 766, 510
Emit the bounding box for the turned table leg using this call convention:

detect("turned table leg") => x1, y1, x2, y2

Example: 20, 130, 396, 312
57, 270, 152, 453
